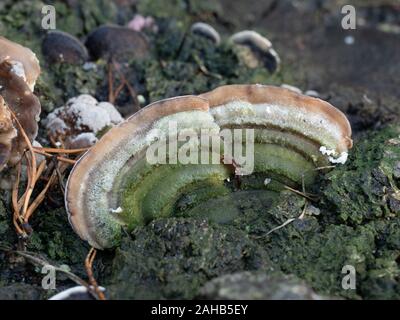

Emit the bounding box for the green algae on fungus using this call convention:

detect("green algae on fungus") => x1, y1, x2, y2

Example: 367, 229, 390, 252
65, 84, 352, 249
323, 125, 400, 224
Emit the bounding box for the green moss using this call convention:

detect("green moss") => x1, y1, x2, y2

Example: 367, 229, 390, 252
323, 125, 400, 224
77, 0, 118, 35
267, 224, 376, 299
106, 217, 271, 299
143, 23, 279, 102
0, 200, 10, 242
26, 208, 88, 275
137, 0, 222, 25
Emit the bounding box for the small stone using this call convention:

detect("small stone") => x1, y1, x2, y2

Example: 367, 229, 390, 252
85, 25, 149, 62
198, 271, 328, 300
42, 31, 88, 65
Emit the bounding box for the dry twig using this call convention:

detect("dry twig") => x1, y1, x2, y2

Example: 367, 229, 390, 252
85, 248, 106, 300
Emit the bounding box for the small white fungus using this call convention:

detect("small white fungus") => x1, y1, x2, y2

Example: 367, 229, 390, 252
319, 146, 348, 164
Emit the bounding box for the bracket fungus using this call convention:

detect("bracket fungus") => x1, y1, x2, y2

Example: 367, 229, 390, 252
0, 96, 16, 172
66, 84, 352, 249
230, 30, 281, 73
191, 22, 221, 45
0, 60, 41, 172
0, 36, 41, 91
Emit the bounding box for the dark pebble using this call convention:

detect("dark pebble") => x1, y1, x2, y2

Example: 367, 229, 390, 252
42, 30, 88, 65
85, 25, 149, 62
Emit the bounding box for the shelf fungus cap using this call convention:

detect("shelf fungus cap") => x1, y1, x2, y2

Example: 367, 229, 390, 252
0, 96, 17, 171
0, 60, 41, 168
0, 36, 41, 91
191, 22, 221, 45
66, 85, 352, 249
230, 30, 281, 73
